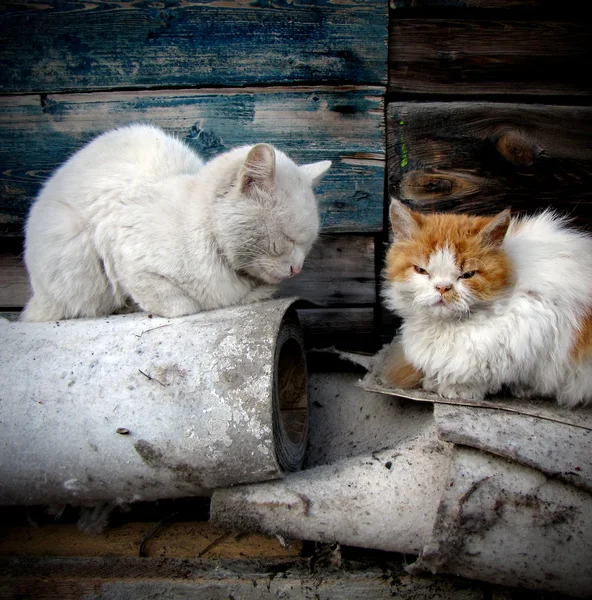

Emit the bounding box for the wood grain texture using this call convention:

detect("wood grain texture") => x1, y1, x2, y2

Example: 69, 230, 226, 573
389, 19, 591, 97
0, 251, 28, 308
298, 307, 375, 350
0, 87, 385, 236
0, 556, 492, 600
279, 236, 375, 305
391, 0, 575, 8
0, 522, 300, 559
387, 102, 592, 228
0, 235, 375, 309
298, 307, 374, 335
0, 0, 387, 94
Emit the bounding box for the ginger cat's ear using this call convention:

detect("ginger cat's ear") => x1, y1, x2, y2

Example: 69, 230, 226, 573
240, 144, 276, 194
481, 209, 511, 248
389, 197, 423, 241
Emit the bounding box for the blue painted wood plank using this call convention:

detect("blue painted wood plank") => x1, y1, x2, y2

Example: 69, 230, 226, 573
0, 87, 385, 236
0, 1, 388, 93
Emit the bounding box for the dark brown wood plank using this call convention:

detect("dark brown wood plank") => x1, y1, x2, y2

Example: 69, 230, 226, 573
387, 102, 592, 228
298, 307, 374, 336
0, 0, 387, 93
391, 1, 573, 8
0, 88, 385, 236
0, 251, 27, 308
279, 236, 375, 306
0, 235, 375, 309
298, 307, 375, 351
389, 19, 591, 97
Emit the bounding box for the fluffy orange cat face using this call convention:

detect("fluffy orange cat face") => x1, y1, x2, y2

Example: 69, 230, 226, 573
383, 199, 513, 319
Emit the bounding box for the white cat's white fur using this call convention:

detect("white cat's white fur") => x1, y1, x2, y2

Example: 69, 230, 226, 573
23, 124, 331, 321
383, 201, 592, 407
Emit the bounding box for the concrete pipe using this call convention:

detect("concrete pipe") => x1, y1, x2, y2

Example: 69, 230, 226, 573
0, 299, 308, 506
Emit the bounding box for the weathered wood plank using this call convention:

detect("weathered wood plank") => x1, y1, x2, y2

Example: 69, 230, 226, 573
298, 307, 375, 350
391, 1, 577, 8
389, 19, 591, 97
387, 102, 592, 228
0, 235, 375, 309
0, 234, 377, 346
0, 0, 387, 94
0, 522, 300, 559
0, 556, 499, 600
0, 252, 27, 309
298, 307, 374, 336
0, 306, 377, 350
0, 88, 385, 236
279, 236, 375, 305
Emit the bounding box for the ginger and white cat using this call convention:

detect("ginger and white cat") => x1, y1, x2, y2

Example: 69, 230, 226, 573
23, 124, 330, 321
382, 198, 592, 407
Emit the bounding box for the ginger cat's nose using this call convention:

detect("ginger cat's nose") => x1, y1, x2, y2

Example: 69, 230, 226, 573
435, 284, 452, 294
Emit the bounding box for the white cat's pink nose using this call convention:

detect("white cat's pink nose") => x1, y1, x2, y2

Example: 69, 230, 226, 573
435, 284, 452, 294
290, 265, 302, 276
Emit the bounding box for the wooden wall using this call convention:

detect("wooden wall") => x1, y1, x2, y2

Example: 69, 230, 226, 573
0, 0, 388, 349
0, 0, 591, 348
380, 0, 592, 339
387, 0, 591, 224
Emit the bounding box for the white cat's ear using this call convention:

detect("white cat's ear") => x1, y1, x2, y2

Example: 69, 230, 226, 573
481, 209, 511, 247
300, 160, 331, 186
389, 197, 422, 240
240, 144, 276, 194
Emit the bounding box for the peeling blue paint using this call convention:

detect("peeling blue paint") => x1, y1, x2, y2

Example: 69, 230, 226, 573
0, 88, 385, 235
0, 1, 388, 93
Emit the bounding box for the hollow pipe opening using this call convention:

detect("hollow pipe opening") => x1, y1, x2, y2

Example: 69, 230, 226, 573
272, 311, 308, 473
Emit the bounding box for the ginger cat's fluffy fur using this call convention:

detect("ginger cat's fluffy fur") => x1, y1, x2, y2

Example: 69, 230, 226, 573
23, 124, 331, 321
382, 198, 592, 408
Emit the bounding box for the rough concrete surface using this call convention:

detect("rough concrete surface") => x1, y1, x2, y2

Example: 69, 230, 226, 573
0, 299, 307, 505
212, 367, 592, 598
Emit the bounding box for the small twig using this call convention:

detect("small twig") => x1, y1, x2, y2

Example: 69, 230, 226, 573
197, 531, 233, 558
138, 369, 166, 387
457, 476, 491, 522
134, 324, 172, 338
139, 511, 179, 557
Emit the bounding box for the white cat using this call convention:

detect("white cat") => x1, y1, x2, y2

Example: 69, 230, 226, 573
382, 199, 592, 408
22, 124, 330, 321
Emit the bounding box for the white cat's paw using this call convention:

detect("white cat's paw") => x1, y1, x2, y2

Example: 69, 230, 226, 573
244, 284, 278, 303
437, 384, 486, 401
421, 377, 438, 394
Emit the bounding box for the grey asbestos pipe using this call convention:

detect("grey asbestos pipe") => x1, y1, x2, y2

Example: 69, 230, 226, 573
0, 299, 308, 506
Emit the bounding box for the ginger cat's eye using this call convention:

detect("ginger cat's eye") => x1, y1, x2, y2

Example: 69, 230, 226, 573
461, 270, 477, 279
414, 265, 428, 275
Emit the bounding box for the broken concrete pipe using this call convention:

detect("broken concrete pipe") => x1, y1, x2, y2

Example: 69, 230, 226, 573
0, 298, 308, 506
